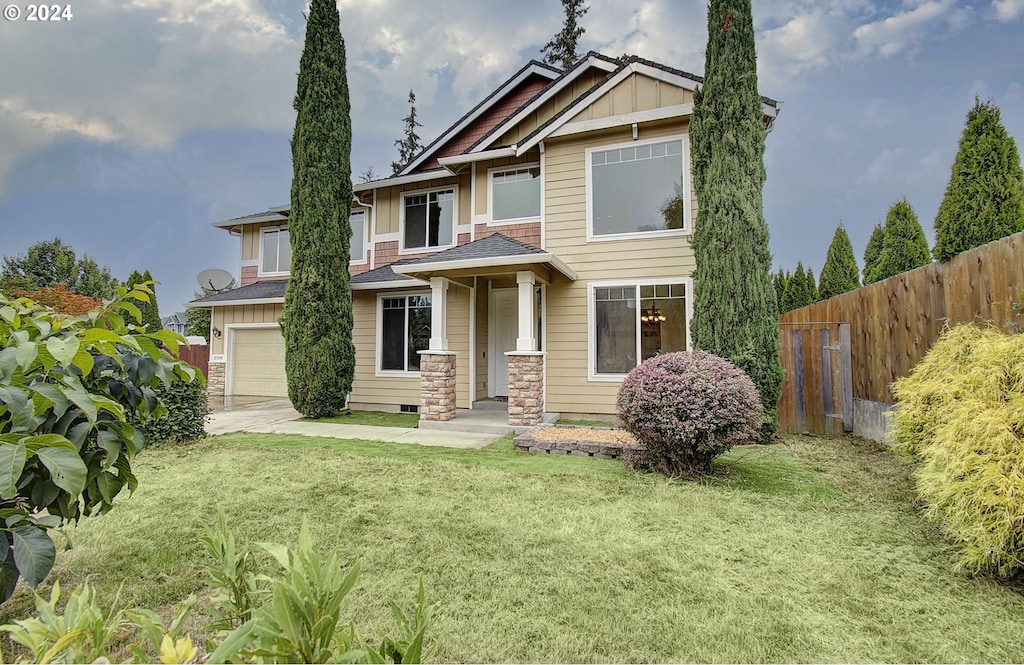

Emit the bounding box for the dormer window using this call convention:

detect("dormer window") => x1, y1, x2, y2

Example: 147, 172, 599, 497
261, 227, 291, 275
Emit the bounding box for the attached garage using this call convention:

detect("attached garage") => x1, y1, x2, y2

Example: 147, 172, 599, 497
229, 326, 288, 397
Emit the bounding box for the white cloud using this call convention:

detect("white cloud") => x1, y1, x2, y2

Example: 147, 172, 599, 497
852, 0, 962, 57
993, 0, 1024, 21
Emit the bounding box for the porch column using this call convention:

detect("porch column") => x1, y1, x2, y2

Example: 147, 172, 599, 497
429, 276, 449, 351
516, 270, 536, 352
419, 351, 457, 421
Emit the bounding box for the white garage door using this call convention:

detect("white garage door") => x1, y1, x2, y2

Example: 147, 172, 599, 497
231, 327, 288, 397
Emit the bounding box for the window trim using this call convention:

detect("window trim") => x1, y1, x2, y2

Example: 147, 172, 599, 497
350, 209, 368, 266
398, 185, 459, 255
375, 290, 432, 378
258, 226, 291, 277
584, 134, 691, 243
586, 277, 693, 382
487, 162, 541, 225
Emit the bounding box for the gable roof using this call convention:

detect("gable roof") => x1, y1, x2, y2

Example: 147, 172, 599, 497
350, 262, 425, 290
392, 233, 576, 282
397, 60, 562, 176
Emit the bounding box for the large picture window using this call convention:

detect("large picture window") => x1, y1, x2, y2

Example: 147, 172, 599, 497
589, 138, 687, 238
491, 166, 540, 222
350, 210, 366, 264
380, 294, 431, 372
261, 228, 291, 274
593, 282, 688, 376
403, 189, 454, 250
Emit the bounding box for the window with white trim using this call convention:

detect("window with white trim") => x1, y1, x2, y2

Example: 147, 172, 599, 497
593, 282, 688, 376
589, 138, 686, 238
380, 294, 431, 372
261, 228, 291, 274
403, 189, 454, 250
491, 166, 540, 222
350, 210, 366, 263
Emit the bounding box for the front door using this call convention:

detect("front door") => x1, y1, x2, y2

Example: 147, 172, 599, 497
490, 288, 518, 397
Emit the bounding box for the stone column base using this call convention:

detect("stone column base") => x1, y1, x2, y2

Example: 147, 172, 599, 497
506, 351, 544, 427
419, 352, 457, 421
207, 362, 225, 398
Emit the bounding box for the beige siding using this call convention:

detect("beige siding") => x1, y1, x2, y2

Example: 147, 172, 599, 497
239, 222, 291, 262
350, 287, 473, 410
496, 70, 605, 147
211, 303, 284, 355
566, 73, 693, 124
542, 121, 695, 416
370, 174, 467, 237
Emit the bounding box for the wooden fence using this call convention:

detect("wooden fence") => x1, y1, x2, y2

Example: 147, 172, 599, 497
176, 342, 209, 380
778, 322, 853, 435
779, 230, 1024, 412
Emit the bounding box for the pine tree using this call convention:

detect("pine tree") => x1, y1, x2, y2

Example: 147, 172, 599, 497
862, 223, 885, 285
870, 198, 931, 282
541, 0, 589, 70
284, 0, 355, 418
933, 97, 1024, 261
782, 262, 815, 312
806, 267, 819, 303
691, 0, 783, 443
818, 224, 860, 300
391, 90, 423, 175
124, 270, 161, 330
772, 268, 788, 308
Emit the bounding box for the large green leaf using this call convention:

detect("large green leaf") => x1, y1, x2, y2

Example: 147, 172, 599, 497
14, 341, 38, 371
95, 471, 122, 505
45, 337, 81, 368
96, 428, 122, 469
11, 525, 55, 587
0, 443, 27, 500
60, 382, 98, 425
0, 552, 19, 602
71, 347, 95, 376
27, 382, 72, 418
23, 434, 77, 454
35, 447, 87, 496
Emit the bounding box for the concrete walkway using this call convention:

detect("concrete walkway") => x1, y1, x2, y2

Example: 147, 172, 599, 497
206, 399, 502, 449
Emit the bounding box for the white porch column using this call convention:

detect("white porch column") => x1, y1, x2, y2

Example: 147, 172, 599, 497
429, 276, 449, 351
516, 270, 536, 352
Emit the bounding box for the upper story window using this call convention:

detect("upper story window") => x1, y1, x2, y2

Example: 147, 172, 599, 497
490, 165, 540, 222
402, 188, 455, 251
350, 210, 366, 264
261, 227, 291, 275
587, 137, 689, 240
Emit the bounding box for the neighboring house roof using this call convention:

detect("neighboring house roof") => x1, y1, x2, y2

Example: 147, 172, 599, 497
392, 233, 576, 282
187, 280, 287, 307
162, 312, 187, 326
397, 60, 562, 177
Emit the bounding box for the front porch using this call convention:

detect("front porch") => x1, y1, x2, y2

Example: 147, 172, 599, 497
418, 398, 560, 436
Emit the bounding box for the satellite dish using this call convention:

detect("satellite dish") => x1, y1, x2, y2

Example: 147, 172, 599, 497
197, 268, 234, 293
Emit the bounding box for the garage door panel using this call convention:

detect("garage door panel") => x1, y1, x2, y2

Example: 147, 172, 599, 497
231, 328, 288, 397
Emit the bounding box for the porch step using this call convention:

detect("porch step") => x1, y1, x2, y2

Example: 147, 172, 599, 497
418, 409, 560, 436
472, 398, 509, 411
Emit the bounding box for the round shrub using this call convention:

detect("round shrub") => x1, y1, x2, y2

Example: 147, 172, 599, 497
616, 351, 762, 476
132, 379, 210, 444
891, 324, 1024, 578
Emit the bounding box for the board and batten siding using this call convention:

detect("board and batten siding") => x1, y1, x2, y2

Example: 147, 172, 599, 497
542, 121, 697, 416
495, 70, 606, 148
211, 303, 284, 356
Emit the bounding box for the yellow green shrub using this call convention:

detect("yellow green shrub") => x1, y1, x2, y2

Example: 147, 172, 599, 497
891, 324, 1024, 578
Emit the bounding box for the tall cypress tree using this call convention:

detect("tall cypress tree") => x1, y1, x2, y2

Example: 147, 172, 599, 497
691, 0, 783, 442
933, 97, 1024, 261
862, 223, 885, 285
284, 0, 355, 418
870, 198, 931, 282
818, 224, 860, 300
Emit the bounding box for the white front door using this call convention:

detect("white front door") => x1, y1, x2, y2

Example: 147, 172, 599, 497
490, 288, 518, 397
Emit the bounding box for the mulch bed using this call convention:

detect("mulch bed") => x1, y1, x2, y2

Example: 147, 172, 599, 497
513, 425, 644, 459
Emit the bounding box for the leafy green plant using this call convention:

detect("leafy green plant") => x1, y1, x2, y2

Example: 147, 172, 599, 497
201, 508, 259, 632
134, 380, 210, 444
125, 595, 197, 663
891, 324, 1024, 577
0, 285, 200, 601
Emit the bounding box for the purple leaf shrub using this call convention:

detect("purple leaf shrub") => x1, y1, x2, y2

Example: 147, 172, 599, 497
616, 350, 762, 476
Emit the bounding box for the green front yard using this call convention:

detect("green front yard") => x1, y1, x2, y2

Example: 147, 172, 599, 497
3, 434, 1024, 662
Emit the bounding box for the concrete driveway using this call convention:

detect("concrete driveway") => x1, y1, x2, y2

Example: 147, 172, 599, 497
205, 398, 500, 449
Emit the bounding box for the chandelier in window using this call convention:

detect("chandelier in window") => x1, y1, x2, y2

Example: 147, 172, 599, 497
641, 307, 666, 323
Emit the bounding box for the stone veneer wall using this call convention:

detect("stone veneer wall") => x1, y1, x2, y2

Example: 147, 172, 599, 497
507, 352, 544, 426
419, 352, 456, 421
207, 362, 225, 397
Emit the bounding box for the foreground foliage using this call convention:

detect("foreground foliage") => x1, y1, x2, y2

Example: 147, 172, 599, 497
617, 351, 762, 475
0, 287, 198, 602
891, 324, 1024, 578
1, 515, 433, 663
690, 0, 783, 442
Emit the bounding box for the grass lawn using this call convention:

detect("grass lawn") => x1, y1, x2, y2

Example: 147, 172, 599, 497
307, 409, 420, 428
3, 434, 1024, 662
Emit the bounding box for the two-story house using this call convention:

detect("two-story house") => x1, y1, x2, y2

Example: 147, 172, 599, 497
190, 52, 779, 426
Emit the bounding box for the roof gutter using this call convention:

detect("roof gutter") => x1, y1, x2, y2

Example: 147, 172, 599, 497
437, 147, 516, 168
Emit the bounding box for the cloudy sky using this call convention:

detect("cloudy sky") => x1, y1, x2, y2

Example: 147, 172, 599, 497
2, 0, 1023, 314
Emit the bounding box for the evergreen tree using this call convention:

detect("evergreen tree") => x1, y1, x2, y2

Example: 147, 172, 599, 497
782, 262, 815, 312
691, 0, 783, 442
933, 97, 1024, 261
284, 0, 355, 418
391, 90, 423, 175
772, 268, 788, 308
862, 223, 885, 285
870, 198, 931, 282
818, 224, 860, 300
1, 238, 120, 299
541, 0, 589, 70
806, 267, 819, 303
124, 270, 161, 330
185, 305, 211, 338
